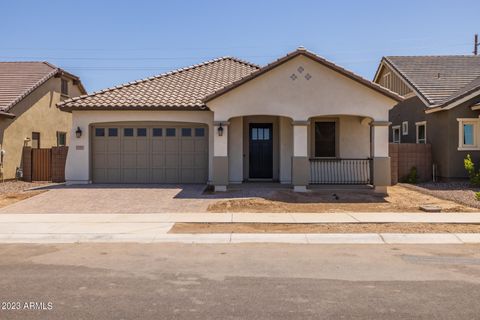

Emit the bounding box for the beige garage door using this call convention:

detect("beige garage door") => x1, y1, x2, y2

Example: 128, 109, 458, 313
92, 124, 208, 183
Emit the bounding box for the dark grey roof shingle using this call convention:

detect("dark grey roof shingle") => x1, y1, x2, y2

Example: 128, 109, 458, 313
384, 55, 480, 105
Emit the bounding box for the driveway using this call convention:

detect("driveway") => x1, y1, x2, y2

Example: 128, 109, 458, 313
0, 184, 219, 214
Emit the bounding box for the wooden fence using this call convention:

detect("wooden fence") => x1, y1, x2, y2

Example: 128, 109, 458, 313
389, 143, 432, 184
22, 146, 68, 182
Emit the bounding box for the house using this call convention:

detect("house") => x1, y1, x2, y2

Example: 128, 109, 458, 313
0, 62, 86, 180
373, 56, 480, 179
58, 48, 402, 192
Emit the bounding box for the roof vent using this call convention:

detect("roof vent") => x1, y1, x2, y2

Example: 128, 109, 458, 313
297, 46, 306, 51
437, 73, 441, 79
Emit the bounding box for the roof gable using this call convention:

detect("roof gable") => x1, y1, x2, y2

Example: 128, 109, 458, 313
205, 48, 403, 103
0, 61, 85, 113
58, 57, 259, 111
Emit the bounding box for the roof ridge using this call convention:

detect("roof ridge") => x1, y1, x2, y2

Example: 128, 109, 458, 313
58, 56, 258, 107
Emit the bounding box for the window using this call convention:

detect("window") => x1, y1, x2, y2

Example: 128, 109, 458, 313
108, 128, 118, 137
61, 79, 69, 96
137, 128, 147, 137
95, 128, 105, 137
181, 128, 192, 137
56, 131, 66, 146
314, 122, 336, 157
392, 126, 400, 143
195, 128, 205, 137
32, 132, 40, 149
415, 122, 426, 144
124, 128, 134, 137
402, 121, 408, 135
457, 119, 480, 150
152, 128, 163, 137
166, 128, 176, 137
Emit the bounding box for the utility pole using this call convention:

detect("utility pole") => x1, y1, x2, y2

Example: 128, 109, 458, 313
475, 34, 479, 55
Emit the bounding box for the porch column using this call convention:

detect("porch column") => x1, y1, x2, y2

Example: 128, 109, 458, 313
371, 121, 391, 194
213, 121, 229, 192
292, 121, 309, 192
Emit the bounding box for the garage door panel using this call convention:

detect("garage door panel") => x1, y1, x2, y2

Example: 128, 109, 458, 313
165, 169, 179, 182
181, 140, 195, 152
165, 140, 178, 152
93, 125, 207, 184
181, 155, 194, 167
107, 141, 121, 152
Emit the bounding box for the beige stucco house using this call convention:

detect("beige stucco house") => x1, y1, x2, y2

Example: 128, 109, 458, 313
0, 62, 86, 180
59, 48, 402, 192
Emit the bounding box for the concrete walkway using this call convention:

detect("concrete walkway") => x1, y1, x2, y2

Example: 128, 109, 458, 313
0, 212, 480, 244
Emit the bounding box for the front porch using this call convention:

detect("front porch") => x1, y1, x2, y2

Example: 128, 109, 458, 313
212, 114, 389, 192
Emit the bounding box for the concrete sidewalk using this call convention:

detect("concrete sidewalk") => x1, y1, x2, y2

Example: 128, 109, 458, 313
1, 212, 480, 223
0, 212, 479, 244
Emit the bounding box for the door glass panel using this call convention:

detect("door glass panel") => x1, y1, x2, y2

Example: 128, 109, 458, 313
137, 128, 147, 137
166, 128, 176, 137
181, 128, 192, 137
264, 128, 270, 140
252, 128, 258, 140
124, 128, 134, 137
258, 128, 264, 140
195, 128, 205, 137
108, 128, 118, 137
152, 128, 162, 137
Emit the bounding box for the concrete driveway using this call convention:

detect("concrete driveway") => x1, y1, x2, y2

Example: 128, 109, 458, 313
0, 184, 220, 214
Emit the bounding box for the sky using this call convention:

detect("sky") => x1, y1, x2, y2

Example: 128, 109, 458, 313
1, 0, 479, 92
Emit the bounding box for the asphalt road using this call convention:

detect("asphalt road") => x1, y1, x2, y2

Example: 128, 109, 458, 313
0, 243, 480, 319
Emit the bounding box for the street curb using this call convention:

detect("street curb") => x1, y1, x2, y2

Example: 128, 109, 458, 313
0, 233, 479, 244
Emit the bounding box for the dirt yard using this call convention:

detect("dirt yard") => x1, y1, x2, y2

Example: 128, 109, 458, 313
0, 181, 47, 209
207, 185, 478, 213
170, 222, 480, 233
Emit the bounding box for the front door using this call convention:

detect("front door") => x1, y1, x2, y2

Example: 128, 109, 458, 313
249, 123, 273, 179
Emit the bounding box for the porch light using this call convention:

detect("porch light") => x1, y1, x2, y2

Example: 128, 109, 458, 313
217, 123, 224, 136
75, 127, 82, 138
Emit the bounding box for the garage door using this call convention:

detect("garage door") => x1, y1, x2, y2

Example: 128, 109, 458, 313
92, 124, 208, 183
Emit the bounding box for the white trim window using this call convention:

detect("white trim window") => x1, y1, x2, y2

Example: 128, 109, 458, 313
402, 121, 408, 135
415, 121, 426, 144
392, 125, 401, 143
458, 118, 480, 150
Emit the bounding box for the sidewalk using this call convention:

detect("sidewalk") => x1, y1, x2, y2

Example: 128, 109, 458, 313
0, 212, 479, 244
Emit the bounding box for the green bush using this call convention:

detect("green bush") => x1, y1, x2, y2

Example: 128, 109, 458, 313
405, 166, 418, 184
464, 154, 480, 186
475, 192, 480, 201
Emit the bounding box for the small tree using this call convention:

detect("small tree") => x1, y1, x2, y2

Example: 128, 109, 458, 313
406, 166, 418, 184
464, 154, 480, 186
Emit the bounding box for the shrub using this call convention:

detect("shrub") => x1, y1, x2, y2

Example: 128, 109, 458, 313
464, 154, 480, 186
405, 166, 418, 184
475, 192, 480, 201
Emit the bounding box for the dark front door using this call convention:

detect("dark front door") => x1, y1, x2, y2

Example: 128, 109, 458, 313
249, 123, 273, 179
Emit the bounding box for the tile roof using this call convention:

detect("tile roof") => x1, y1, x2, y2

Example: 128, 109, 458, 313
58, 57, 260, 111
383, 55, 480, 105
0, 62, 57, 111
205, 47, 403, 103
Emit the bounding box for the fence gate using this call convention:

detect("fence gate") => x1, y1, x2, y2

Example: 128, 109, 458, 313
31, 148, 52, 181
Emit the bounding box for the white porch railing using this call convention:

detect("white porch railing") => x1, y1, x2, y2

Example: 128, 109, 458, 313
309, 158, 372, 184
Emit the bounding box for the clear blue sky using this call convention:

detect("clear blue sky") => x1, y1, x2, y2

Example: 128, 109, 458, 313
2, 0, 479, 92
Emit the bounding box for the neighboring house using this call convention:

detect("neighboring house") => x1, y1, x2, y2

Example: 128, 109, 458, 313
0, 62, 86, 180
58, 48, 402, 192
373, 56, 480, 180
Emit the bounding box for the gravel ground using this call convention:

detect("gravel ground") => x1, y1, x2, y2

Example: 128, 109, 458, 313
0, 180, 48, 195
401, 182, 480, 209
